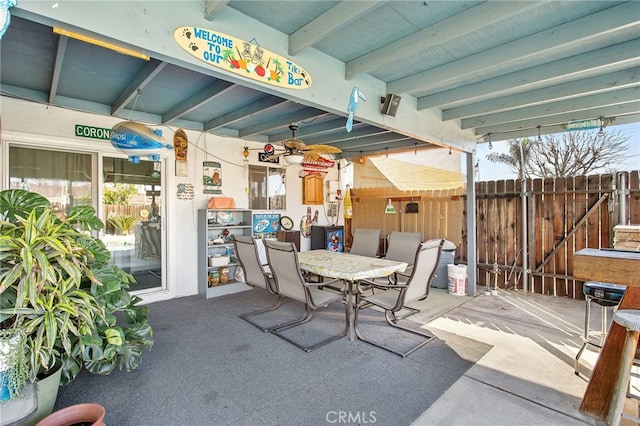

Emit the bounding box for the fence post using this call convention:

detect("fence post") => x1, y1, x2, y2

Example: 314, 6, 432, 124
466, 152, 477, 296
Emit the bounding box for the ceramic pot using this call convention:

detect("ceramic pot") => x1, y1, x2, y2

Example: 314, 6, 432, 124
36, 403, 105, 426
23, 359, 63, 426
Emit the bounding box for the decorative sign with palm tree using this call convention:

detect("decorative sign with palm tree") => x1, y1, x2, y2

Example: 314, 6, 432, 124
174, 26, 311, 90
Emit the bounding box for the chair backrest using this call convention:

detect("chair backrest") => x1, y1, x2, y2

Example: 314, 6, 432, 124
264, 240, 307, 302
233, 236, 273, 293
385, 232, 423, 265
401, 239, 444, 305
349, 228, 381, 257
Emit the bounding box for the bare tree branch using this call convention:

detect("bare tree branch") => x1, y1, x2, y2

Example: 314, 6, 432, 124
486, 129, 630, 179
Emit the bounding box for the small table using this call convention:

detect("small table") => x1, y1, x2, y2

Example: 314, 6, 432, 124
298, 250, 407, 341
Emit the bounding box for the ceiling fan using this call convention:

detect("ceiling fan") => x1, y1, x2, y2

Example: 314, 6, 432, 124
263, 124, 341, 164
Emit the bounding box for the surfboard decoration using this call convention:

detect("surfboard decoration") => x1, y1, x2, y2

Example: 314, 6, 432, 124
110, 121, 173, 164
173, 128, 188, 162
174, 26, 311, 90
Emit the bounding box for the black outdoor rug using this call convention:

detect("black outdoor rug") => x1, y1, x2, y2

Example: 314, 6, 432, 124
54, 290, 491, 426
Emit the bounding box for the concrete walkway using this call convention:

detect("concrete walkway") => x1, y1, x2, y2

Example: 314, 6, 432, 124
411, 287, 609, 426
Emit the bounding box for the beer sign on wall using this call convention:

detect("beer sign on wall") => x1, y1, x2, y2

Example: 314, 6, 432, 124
174, 27, 312, 90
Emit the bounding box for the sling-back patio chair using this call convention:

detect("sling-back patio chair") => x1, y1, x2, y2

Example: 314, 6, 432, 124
234, 235, 285, 332
349, 228, 381, 258
384, 231, 423, 284
264, 240, 347, 352
354, 239, 444, 357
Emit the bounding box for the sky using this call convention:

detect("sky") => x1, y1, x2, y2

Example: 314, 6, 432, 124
475, 122, 640, 181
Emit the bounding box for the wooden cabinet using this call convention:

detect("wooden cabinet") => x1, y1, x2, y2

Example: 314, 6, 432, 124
303, 174, 324, 205
277, 230, 301, 252
198, 209, 252, 299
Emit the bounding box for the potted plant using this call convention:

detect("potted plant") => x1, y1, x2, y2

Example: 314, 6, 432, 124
0, 328, 28, 402
0, 189, 154, 422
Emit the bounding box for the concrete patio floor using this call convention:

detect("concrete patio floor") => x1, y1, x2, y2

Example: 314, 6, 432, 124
410, 287, 617, 426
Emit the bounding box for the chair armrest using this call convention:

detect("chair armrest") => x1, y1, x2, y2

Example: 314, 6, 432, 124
388, 268, 412, 285
357, 278, 407, 293
305, 277, 343, 289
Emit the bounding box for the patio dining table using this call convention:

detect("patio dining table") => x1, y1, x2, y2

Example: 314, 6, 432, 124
298, 250, 407, 341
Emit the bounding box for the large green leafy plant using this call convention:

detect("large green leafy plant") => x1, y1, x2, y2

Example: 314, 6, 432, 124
0, 189, 153, 385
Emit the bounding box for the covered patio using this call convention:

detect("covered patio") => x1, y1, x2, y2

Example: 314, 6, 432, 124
53, 287, 607, 425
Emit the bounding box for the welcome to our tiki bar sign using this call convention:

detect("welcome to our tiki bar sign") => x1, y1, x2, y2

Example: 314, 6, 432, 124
174, 26, 311, 90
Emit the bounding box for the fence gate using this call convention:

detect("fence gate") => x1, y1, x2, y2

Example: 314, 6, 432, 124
464, 171, 639, 299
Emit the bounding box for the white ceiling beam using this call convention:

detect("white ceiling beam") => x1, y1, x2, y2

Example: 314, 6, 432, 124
483, 113, 640, 142
268, 118, 346, 142
335, 139, 427, 155
443, 68, 640, 121
111, 60, 167, 115
303, 127, 390, 145
239, 109, 328, 138
462, 87, 639, 129
162, 80, 235, 124
289, 1, 384, 56
331, 134, 413, 151
417, 40, 640, 110
345, 1, 537, 80
475, 102, 640, 137
203, 0, 229, 21
203, 97, 287, 131
390, 2, 640, 95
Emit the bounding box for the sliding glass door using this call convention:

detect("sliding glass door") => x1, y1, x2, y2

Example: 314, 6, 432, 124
7, 145, 165, 293
102, 157, 164, 292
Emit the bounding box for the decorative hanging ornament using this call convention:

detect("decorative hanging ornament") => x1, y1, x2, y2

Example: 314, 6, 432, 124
0, 0, 17, 41
110, 121, 173, 164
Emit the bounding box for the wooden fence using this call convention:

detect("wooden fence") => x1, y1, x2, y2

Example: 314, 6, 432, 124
352, 171, 640, 299
461, 171, 640, 298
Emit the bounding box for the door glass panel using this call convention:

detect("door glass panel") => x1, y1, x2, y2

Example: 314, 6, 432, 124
102, 157, 163, 292
9, 146, 93, 211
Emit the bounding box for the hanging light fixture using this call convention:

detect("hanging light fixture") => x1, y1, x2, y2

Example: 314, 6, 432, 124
414, 143, 418, 155
359, 150, 364, 163
597, 117, 605, 137
385, 147, 389, 158
487, 133, 493, 150
537, 125, 542, 142
449, 147, 452, 155
284, 154, 304, 165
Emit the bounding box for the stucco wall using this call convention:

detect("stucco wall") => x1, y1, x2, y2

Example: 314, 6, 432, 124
1, 97, 343, 302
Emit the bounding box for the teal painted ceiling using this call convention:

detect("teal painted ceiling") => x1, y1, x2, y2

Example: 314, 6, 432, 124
1, 1, 638, 157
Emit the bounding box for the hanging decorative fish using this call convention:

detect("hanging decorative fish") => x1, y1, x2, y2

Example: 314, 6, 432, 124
346, 87, 366, 132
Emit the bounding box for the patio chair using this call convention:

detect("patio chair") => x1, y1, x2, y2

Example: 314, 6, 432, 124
264, 240, 347, 352
234, 236, 284, 332
384, 231, 423, 284
354, 239, 444, 357
348, 228, 381, 258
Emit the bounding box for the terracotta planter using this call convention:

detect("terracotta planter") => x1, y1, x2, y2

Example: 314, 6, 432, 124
36, 403, 105, 426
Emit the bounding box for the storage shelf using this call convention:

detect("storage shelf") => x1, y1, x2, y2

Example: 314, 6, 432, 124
208, 225, 251, 230
199, 209, 253, 299
205, 281, 251, 298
